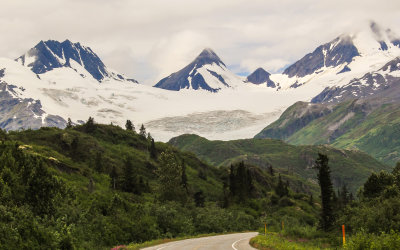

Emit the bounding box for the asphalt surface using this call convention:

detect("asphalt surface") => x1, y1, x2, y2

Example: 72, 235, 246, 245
142, 232, 258, 250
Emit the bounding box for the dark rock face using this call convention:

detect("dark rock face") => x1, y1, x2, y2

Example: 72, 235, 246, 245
246, 68, 276, 87
17, 40, 138, 83
379, 41, 388, 51
0, 80, 66, 130
154, 48, 229, 92
283, 36, 360, 78
312, 57, 400, 104
337, 65, 351, 74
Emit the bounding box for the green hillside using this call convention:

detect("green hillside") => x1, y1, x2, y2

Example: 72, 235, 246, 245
168, 134, 391, 193
255, 100, 400, 165
0, 122, 321, 249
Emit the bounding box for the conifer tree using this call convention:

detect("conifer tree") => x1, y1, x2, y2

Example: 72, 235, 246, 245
276, 174, 286, 198
125, 120, 133, 131
268, 165, 274, 176
315, 153, 334, 231
181, 159, 188, 193
150, 138, 157, 159
84, 117, 95, 133
309, 194, 314, 206
66, 118, 73, 129
194, 190, 205, 207
122, 157, 136, 193
147, 132, 153, 141
71, 137, 79, 160
95, 152, 103, 173
229, 164, 236, 196
138, 124, 146, 138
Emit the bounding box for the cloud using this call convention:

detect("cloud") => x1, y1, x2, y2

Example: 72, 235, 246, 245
0, 0, 399, 84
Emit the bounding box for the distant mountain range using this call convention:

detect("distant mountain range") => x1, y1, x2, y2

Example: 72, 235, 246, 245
0, 21, 399, 145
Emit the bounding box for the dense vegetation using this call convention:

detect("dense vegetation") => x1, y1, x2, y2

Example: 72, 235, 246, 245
0, 121, 320, 249
248, 158, 400, 250
168, 134, 390, 193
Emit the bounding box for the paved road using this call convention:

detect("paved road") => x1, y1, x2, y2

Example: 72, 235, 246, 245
142, 232, 258, 250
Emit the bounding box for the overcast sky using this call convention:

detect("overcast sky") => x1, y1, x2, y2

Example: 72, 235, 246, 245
1, 0, 400, 85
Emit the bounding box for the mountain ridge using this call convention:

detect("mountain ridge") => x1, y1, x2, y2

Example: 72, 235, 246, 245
16, 39, 138, 83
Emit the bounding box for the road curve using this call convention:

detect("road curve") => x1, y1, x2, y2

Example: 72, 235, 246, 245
142, 232, 258, 250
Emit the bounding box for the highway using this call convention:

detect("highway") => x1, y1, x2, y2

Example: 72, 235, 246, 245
142, 232, 258, 250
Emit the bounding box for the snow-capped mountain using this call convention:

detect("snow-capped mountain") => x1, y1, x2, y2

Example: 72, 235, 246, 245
154, 48, 244, 92
16, 40, 138, 83
311, 56, 400, 104
245, 68, 276, 88
270, 21, 400, 90
282, 35, 360, 79
0, 39, 140, 131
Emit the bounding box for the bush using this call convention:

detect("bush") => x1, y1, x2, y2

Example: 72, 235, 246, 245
346, 230, 400, 250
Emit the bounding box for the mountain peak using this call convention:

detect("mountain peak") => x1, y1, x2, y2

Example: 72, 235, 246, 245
153, 48, 243, 92
198, 48, 218, 58
246, 67, 276, 87
193, 48, 225, 68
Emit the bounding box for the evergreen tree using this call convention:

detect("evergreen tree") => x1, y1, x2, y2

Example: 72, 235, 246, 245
236, 161, 247, 201
147, 132, 153, 142
66, 118, 73, 129
70, 137, 79, 161
94, 152, 103, 173
122, 157, 137, 193
194, 190, 205, 207
125, 120, 133, 131
228, 162, 254, 202
139, 124, 146, 138
84, 117, 95, 133
340, 184, 349, 206
229, 164, 236, 196
150, 138, 157, 159
275, 174, 286, 198
315, 153, 334, 231
309, 194, 314, 206
138, 176, 145, 194
181, 159, 188, 193
268, 165, 274, 176
285, 180, 290, 197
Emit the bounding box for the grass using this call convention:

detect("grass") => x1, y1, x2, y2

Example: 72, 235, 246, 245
250, 233, 333, 250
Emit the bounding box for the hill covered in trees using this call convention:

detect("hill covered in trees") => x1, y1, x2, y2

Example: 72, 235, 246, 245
0, 121, 320, 249
168, 134, 391, 193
